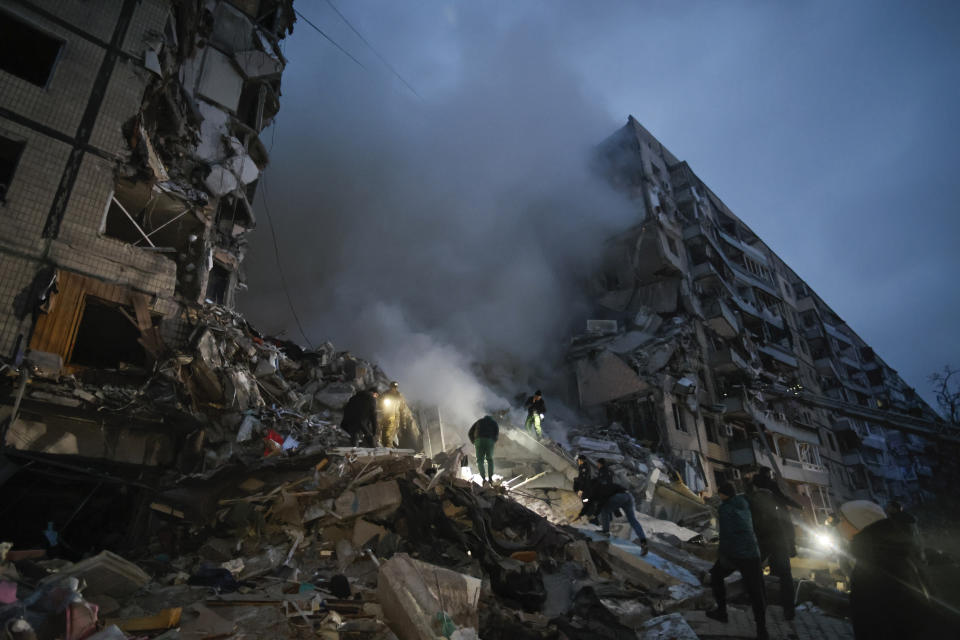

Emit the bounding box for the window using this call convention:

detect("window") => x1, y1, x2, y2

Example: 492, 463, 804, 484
0, 11, 63, 86
0, 134, 25, 203
705, 416, 719, 443
672, 403, 687, 432
206, 263, 231, 305
70, 298, 147, 368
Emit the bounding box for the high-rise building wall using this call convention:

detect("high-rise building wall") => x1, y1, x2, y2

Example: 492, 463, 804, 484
571, 116, 954, 521
0, 0, 294, 372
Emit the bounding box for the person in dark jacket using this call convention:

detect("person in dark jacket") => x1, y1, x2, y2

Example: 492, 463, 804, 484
523, 390, 546, 439
340, 388, 378, 446
468, 415, 499, 483
574, 455, 600, 523
748, 472, 797, 620
593, 459, 648, 554
849, 502, 930, 639
707, 481, 768, 640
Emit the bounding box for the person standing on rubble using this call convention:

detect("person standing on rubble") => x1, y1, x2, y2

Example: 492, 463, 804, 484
593, 459, 649, 555
707, 481, 769, 640
468, 414, 499, 484
376, 381, 417, 448
523, 390, 546, 439
574, 455, 600, 523
341, 388, 379, 447
748, 470, 797, 621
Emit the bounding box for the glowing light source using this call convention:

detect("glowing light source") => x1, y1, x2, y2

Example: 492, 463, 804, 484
814, 531, 835, 550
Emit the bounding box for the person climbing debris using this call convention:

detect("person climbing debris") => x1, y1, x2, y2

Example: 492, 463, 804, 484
468, 414, 500, 484
592, 459, 648, 554
706, 480, 768, 640
523, 389, 546, 439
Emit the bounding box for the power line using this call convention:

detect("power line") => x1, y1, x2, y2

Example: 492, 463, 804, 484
322, 0, 422, 100
294, 8, 367, 70
258, 173, 315, 349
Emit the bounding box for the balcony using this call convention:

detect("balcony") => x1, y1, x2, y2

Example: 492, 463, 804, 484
718, 230, 769, 266
757, 343, 798, 369
723, 394, 750, 418
729, 262, 781, 299
780, 458, 829, 486
841, 451, 862, 466
692, 260, 725, 282
861, 433, 886, 451
729, 439, 762, 466
705, 298, 741, 338
823, 322, 850, 343
711, 345, 751, 373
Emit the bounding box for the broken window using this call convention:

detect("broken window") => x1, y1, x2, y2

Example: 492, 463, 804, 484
70, 297, 147, 369
0, 11, 63, 86
0, 133, 25, 203
672, 403, 687, 432
206, 262, 231, 304
215, 194, 254, 233
705, 416, 720, 444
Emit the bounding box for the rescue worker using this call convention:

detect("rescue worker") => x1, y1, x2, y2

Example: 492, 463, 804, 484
376, 382, 419, 448
523, 390, 546, 439
574, 455, 599, 523
340, 388, 379, 447
707, 481, 768, 640
849, 501, 930, 639
593, 459, 649, 554
468, 414, 499, 484
748, 470, 796, 620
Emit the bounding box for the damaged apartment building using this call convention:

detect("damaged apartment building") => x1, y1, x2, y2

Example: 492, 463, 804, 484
0, 1, 295, 521
570, 116, 960, 522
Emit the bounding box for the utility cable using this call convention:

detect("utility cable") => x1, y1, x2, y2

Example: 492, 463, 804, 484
258, 173, 315, 349
294, 8, 367, 70
322, 0, 422, 100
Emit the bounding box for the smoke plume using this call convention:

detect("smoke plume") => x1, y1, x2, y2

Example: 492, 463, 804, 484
241, 5, 636, 435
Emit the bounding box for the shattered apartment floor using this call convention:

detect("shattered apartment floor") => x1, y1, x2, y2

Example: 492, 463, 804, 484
0, 307, 858, 640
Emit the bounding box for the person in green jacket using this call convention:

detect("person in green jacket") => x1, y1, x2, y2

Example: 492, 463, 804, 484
706, 481, 769, 640
468, 415, 499, 484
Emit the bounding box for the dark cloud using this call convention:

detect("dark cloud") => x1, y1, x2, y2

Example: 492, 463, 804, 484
243, 0, 960, 416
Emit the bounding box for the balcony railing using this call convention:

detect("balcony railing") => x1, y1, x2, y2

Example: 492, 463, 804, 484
705, 298, 741, 338
781, 458, 830, 486
711, 346, 751, 374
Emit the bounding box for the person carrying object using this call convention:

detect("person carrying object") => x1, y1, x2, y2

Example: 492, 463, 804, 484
468, 414, 499, 484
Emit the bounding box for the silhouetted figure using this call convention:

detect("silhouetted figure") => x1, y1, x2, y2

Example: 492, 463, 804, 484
468, 414, 499, 483
749, 469, 798, 620
707, 481, 768, 640
850, 501, 930, 639
341, 388, 378, 446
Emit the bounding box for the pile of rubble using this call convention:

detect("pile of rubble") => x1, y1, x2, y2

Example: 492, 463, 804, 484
13, 304, 394, 471
0, 446, 727, 640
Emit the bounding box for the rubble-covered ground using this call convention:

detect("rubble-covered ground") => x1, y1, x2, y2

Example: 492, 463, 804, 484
0, 304, 915, 639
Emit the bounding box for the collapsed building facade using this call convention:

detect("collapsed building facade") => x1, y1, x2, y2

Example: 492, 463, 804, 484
0, 0, 299, 534
570, 116, 960, 523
